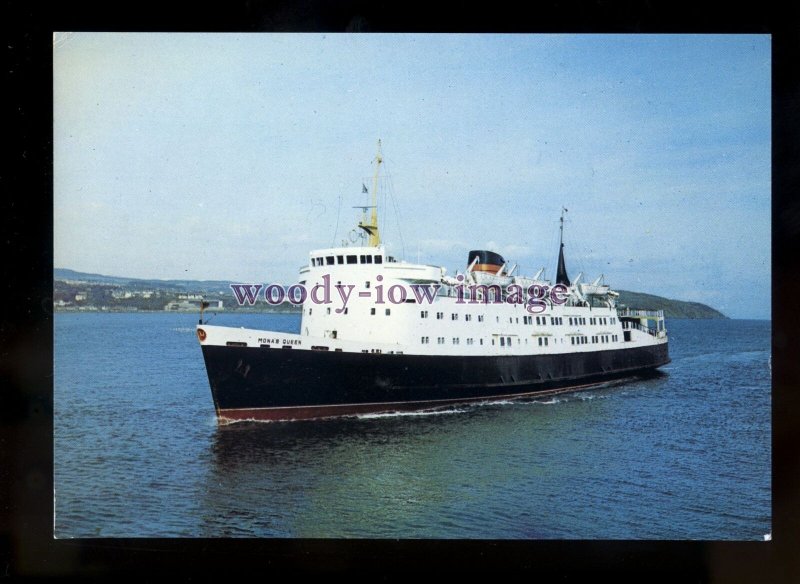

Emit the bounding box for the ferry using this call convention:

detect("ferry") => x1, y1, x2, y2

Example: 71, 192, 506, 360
196, 142, 670, 423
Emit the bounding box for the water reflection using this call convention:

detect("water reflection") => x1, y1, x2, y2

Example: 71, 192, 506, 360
200, 383, 642, 538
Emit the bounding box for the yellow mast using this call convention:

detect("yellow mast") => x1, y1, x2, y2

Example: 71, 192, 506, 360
358, 139, 382, 247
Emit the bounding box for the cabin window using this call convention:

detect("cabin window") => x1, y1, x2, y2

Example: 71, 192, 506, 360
544, 338, 549, 346
420, 310, 428, 318
326, 256, 335, 265
365, 281, 370, 288
451, 313, 458, 321
465, 314, 472, 322
452, 338, 459, 345
346, 255, 357, 264
478, 315, 484, 322
360, 255, 366, 263
436, 312, 443, 320
500, 337, 505, 347
326, 307, 331, 314
385, 308, 391, 316
337, 255, 344, 264
480, 339, 483, 345
370, 308, 376, 315
374, 255, 383, 264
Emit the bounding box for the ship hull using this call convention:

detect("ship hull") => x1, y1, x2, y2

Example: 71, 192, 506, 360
201, 344, 670, 423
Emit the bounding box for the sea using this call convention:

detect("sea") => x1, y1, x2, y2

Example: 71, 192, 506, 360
54, 313, 771, 539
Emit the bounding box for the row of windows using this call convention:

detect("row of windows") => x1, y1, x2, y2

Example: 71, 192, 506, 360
423, 336, 485, 346
591, 334, 618, 343
313, 307, 393, 316
571, 336, 589, 345
417, 336, 564, 347
311, 254, 384, 267
420, 312, 609, 328
312, 308, 616, 326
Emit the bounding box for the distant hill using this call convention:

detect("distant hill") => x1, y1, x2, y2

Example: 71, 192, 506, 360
616, 290, 727, 319
54, 268, 727, 318
54, 268, 233, 294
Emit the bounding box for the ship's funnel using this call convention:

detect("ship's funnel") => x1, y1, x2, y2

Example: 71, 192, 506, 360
468, 250, 505, 274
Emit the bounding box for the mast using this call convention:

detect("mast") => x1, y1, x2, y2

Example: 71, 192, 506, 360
358, 139, 383, 247
556, 207, 571, 286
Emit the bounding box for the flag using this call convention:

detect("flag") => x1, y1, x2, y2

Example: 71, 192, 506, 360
362, 183, 368, 193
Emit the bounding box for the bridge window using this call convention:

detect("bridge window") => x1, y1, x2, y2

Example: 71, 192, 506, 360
346, 255, 357, 264
326, 256, 335, 265
337, 255, 344, 264
374, 255, 383, 264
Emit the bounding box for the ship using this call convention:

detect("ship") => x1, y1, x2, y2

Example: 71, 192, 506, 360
196, 141, 670, 423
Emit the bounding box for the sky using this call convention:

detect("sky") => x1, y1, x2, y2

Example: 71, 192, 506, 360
53, 33, 771, 319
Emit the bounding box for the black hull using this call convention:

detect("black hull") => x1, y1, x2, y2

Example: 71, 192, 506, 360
200, 343, 670, 422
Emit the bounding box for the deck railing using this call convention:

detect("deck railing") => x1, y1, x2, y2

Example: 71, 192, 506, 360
617, 308, 664, 319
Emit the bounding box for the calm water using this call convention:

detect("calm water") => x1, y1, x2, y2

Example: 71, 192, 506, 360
54, 313, 771, 539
